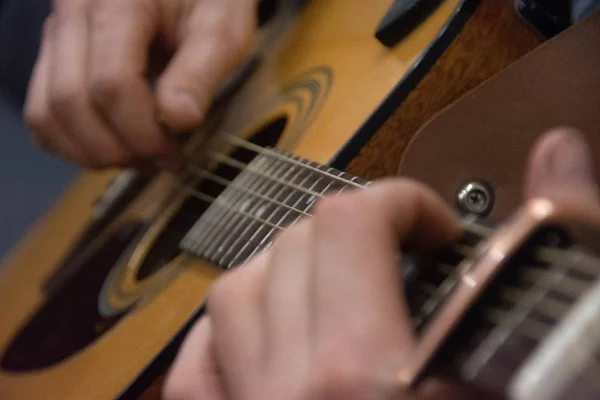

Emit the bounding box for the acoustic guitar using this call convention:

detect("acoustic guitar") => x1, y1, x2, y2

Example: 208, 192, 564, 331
0, 0, 549, 398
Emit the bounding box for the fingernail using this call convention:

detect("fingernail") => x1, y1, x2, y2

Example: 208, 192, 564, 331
171, 90, 203, 123
550, 133, 595, 186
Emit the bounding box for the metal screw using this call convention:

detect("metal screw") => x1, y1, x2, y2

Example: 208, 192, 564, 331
456, 181, 494, 217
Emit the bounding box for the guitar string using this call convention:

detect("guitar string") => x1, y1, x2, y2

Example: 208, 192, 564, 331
174, 135, 599, 338
486, 308, 600, 393
179, 133, 367, 191
225, 139, 600, 391
192, 136, 600, 279
204, 151, 340, 198
189, 166, 311, 216
188, 133, 599, 280
178, 181, 600, 378
222, 134, 365, 188
180, 185, 596, 317
176, 136, 600, 386
180, 162, 600, 279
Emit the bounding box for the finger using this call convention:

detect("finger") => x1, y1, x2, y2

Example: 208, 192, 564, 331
48, 0, 134, 169
207, 252, 269, 397
87, 0, 181, 170
156, 0, 256, 130
312, 180, 460, 367
163, 317, 227, 400
525, 127, 599, 201
24, 16, 86, 165
264, 222, 313, 390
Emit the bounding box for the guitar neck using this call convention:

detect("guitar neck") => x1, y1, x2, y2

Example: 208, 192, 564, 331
180, 148, 369, 269
179, 147, 600, 399
426, 231, 600, 399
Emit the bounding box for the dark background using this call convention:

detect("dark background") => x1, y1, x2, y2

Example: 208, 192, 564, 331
0, 0, 79, 260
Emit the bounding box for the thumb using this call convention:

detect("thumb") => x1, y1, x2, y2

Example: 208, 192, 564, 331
524, 127, 599, 202
156, 0, 256, 131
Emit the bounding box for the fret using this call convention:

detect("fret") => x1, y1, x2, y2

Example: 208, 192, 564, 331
287, 160, 331, 222
497, 286, 571, 317
204, 157, 280, 261
223, 156, 338, 268
196, 160, 267, 259
179, 146, 600, 399
186, 193, 238, 256
462, 260, 568, 381
405, 228, 485, 328
179, 175, 242, 255
234, 163, 330, 267
184, 155, 277, 262
180, 147, 370, 269
178, 148, 376, 271
179, 192, 225, 254
203, 156, 283, 263
508, 277, 600, 400
225, 160, 319, 267
220, 160, 307, 267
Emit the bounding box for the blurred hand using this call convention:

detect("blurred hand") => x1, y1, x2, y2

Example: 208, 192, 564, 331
163, 128, 599, 400
24, 0, 257, 170
164, 178, 465, 400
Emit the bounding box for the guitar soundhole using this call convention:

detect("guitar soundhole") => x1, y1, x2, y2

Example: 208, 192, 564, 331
0, 222, 144, 372
0, 116, 289, 372
136, 115, 289, 280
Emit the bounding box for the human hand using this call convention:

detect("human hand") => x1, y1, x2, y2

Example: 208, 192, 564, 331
165, 177, 464, 399
24, 0, 257, 170
164, 128, 598, 400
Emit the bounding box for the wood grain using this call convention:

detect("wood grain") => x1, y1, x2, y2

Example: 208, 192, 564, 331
345, 0, 541, 180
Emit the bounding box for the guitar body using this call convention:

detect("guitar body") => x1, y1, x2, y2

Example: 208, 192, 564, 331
0, 0, 540, 398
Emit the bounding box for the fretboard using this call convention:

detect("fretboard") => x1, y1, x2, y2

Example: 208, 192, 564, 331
178, 148, 600, 399
180, 149, 369, 269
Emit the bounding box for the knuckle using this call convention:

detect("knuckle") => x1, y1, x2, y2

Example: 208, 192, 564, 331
49, 83, 80, 116
311, 350, 368, 397
205, 13, 250, 56
88, 70, 126, 109
313, 192, 363, 221
24, 103, 49, 134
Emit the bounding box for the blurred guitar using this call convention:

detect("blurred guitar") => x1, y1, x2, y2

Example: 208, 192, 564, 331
0, 0, 546, 398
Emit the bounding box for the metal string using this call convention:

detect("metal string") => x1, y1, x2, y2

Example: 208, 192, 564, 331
223, 134, 365, 188
172, 134, 600, 346
181, 182, 596, 317
177, 153, 600, 279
